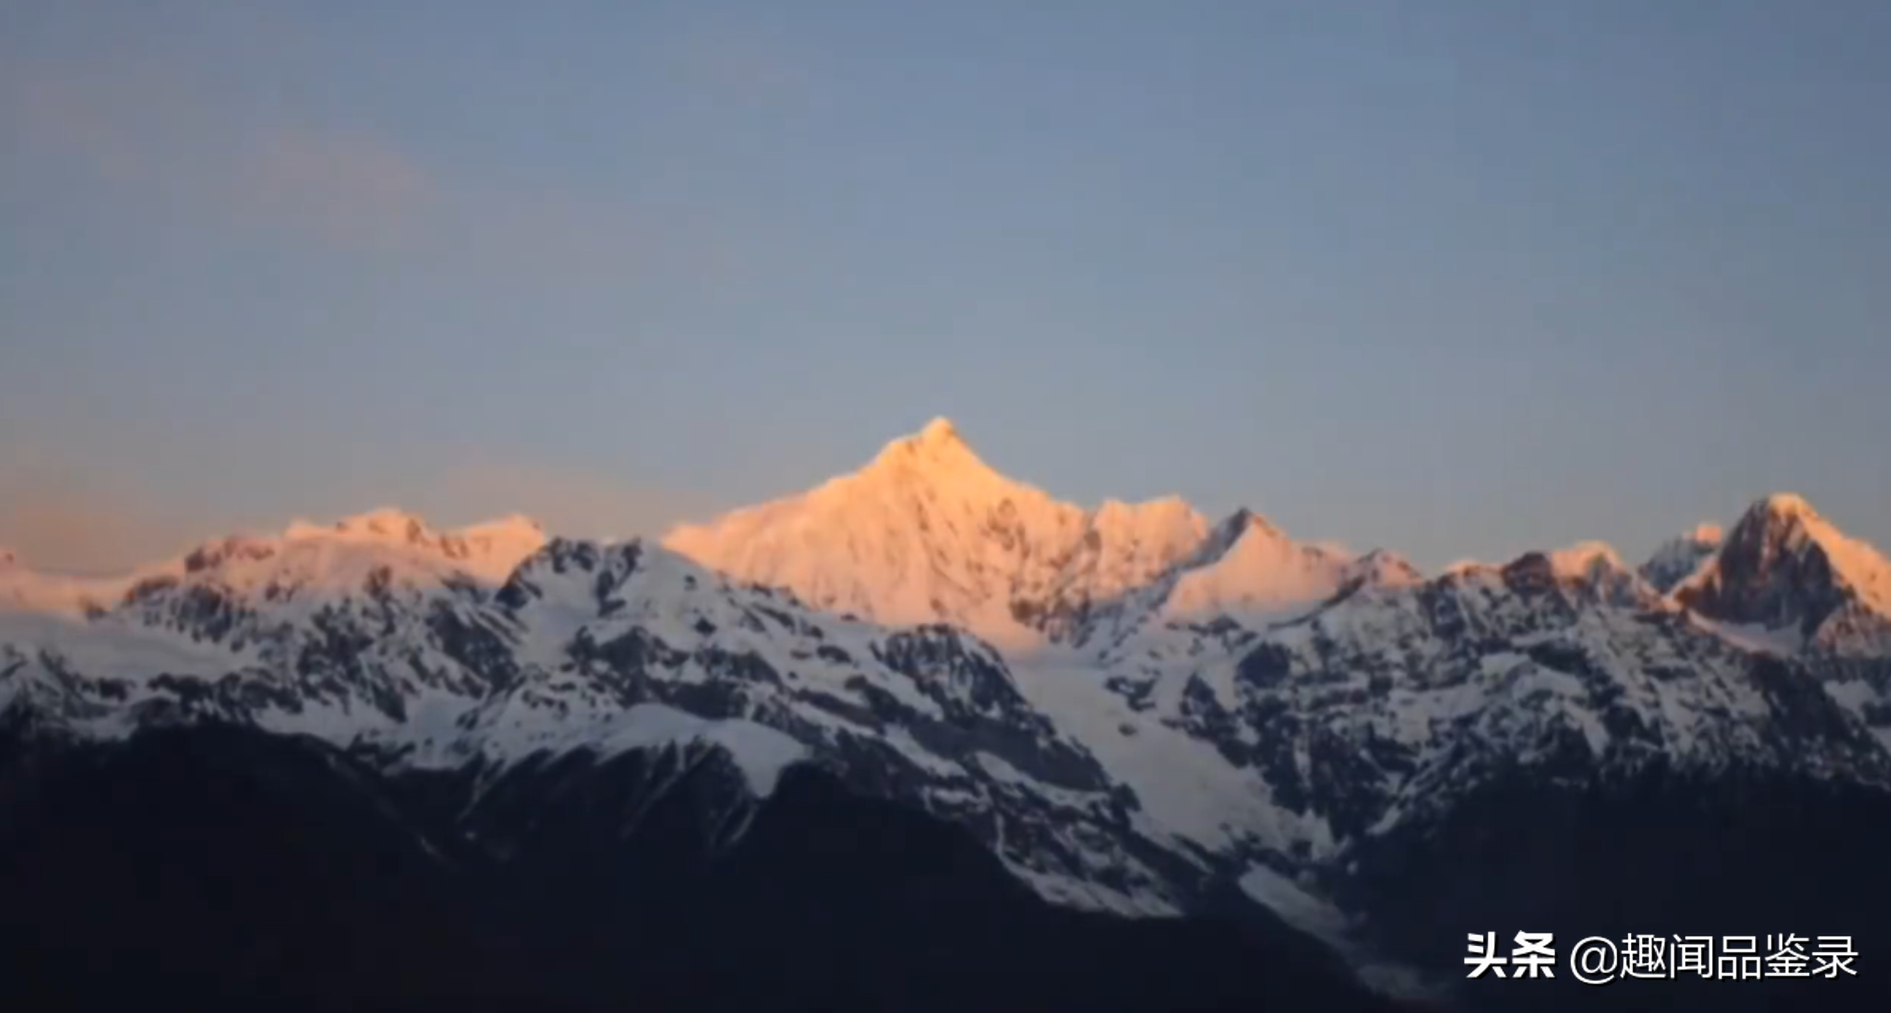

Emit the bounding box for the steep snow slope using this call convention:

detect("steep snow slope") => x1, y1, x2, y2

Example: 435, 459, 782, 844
693, 465, 1891, 958
0, 518, 1209, 914
663, 418, 1220, 649
1005, 544, 1891, 885
662, 418, 1375, 651
6, 477, 1886, 893
4, 433, 1891, 1001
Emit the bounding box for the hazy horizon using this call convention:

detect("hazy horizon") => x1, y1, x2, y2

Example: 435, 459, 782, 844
4, 1, 1888, 572
0, 413, 1871, 579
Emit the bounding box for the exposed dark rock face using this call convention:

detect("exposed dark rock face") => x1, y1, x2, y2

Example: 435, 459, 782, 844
6, 487, 1891, 1013
1679, 511, 1848, 635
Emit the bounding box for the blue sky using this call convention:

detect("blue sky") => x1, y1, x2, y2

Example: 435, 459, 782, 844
2, 0, 1887, 572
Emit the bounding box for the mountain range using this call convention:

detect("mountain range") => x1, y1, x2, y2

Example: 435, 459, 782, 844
3, 418, 1888, 1011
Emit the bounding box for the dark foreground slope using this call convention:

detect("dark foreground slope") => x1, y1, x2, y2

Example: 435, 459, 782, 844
1344, 761, 1891, 1013
0, 724, 1413, 1013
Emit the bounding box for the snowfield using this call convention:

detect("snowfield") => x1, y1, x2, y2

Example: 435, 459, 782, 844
5, 419, 1891, 998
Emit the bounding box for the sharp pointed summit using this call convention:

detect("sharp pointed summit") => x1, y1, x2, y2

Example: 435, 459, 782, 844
862, 416, 993, 482
918, 415, 961, 444
1755, 492, 1820, 521
661, 422, 1366, 650
9, 447, 1891, 1011
1674, 492, 1891, 650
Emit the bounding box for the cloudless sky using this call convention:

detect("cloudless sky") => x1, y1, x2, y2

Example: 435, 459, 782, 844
3, 0, 1887, 571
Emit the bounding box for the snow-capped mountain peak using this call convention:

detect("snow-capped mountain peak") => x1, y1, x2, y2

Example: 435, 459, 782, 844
661, 421, 1369, 650
0, 509, 549, 624
854, 415, 999, 485
7, 433, 1891, 1002
1758, 491, 1818, 521
198, 507, 549, 588
661, 420, 1080, 644
664, 420, 1215, 645
1343, 549, 1424, 589
1525, 540, 1659, 607
275, 508, 546, 579
1148, 510, 1350, 620
1547, 540, 1624, 577
1640, 523, 1726, 593
284, 506, 434, 544
897, 414, 970, 453
1674, 493, 1891, 652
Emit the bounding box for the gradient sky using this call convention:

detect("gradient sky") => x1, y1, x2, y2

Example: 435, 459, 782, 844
3, 0, 1887, 573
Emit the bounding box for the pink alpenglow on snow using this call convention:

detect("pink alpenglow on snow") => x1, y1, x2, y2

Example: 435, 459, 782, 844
660, 418, 1394, 652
